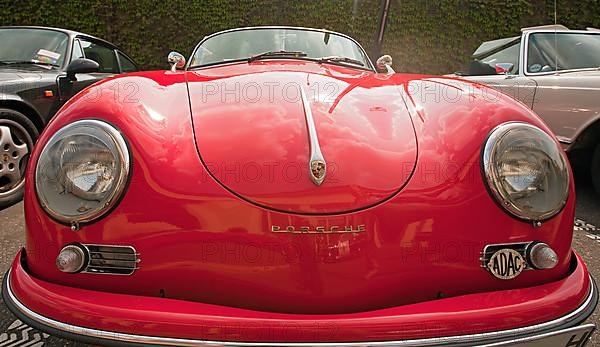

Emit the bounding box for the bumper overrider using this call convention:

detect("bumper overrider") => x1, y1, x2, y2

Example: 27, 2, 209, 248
2, 250, 598, 347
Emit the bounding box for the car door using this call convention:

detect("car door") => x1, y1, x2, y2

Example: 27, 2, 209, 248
461, 40, 538, 108
528, 74, 600, 144
58, 38, 120, 103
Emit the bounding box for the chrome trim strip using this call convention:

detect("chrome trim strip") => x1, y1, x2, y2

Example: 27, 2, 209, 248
4, 269, 596, 347
556, 136, 572, 145
300, 87, 327, 186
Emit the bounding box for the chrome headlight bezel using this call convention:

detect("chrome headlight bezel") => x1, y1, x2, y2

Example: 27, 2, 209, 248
482, 122, 570, 222
35, 119, 131, 224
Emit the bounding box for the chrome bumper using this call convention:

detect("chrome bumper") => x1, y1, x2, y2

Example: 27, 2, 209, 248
2, 269, 597, 347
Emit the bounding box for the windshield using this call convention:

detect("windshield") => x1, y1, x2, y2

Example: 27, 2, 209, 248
0, 28, 69, 67
189, 28, 372, 69
527, 32, 600, 73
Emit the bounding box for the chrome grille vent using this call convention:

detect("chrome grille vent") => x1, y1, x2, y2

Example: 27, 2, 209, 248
82, 244, 139, 275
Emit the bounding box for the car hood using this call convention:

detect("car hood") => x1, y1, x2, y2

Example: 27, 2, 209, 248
0, 68, 45, 82
186, 62, 418, 214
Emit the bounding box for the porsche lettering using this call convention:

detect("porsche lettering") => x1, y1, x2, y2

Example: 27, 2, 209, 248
271, 225, 366, 233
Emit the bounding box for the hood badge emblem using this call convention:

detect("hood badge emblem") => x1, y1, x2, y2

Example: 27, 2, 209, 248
300, 86, 327, 186
310, 159, 326, 184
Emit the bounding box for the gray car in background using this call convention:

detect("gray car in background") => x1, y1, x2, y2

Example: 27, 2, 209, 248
455, 25, 600, 194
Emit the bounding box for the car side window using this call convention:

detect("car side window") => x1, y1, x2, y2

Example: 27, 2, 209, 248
478, 42, 520, 75
117, 51, 137, 73
80, 39, 119, 73
527, 33, 600, 73
70, 39, 85, 62
71, 40, 85, 61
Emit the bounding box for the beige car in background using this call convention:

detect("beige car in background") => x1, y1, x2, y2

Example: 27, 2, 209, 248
456, 25, 600, 193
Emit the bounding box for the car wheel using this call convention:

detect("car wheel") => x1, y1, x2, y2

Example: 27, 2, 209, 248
0, 108, 39, 209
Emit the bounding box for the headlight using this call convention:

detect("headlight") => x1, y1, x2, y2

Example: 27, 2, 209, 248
35, 120, 130, 224
482, 122, 569, 221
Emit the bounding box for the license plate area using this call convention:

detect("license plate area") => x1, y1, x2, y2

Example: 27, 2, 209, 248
485, 324, 595, 346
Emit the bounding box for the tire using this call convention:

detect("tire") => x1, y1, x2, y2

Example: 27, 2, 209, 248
593, 143, 600, 196
0, 108, 39, 210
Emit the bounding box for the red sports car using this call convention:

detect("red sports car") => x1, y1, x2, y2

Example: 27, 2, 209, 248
2, 26, 597, 346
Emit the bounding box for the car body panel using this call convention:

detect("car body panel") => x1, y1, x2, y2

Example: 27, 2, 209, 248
0, 69, 61, 124
19, 69, 576, 315
463, 74, 538, 109
529, 72, 600, 143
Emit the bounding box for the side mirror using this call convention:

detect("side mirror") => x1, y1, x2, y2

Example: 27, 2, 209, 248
495, 63, 514, 75
168, 52, 186, 72
376, 55, 394, 73
65, 58, 99, 80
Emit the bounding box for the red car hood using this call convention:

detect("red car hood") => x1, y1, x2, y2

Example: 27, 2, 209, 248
186, 61, 417, 214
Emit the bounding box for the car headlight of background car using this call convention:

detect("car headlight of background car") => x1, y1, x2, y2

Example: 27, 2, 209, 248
483, 122, 569, 222
35, 119, 130, 224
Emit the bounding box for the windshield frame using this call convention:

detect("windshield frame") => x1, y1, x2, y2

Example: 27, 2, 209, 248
0, 27, 73, 70
523, 30, 600, 76
187, 26, 375, 72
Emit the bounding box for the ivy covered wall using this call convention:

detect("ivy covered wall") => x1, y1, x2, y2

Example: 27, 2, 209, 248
1, 0, 599, 74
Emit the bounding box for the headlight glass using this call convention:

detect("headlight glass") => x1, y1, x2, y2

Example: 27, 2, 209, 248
483, 122, 569, 221
35, 120, 130, 224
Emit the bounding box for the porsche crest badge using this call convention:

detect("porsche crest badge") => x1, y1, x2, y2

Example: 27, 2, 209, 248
486, 248, 525, 280
310, 160, 326, 185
